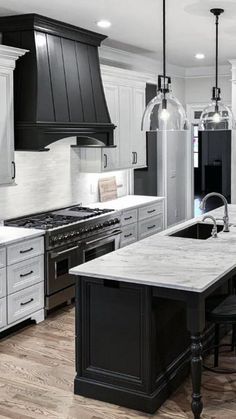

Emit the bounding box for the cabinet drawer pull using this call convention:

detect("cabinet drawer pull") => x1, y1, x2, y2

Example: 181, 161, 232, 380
20, 247, 34, 254
20, 298, 34, 306
104, 153, 108, 169
20, 270, 33, 278
124, 216, 132, 221
147, 209, 156, 214
12, 161, 16, 180
124, 233, 133, 238
147, 224, 156, 230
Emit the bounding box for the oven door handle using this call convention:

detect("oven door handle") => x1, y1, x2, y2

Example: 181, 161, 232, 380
51, 245, 80, 258
84, 230, 122, 246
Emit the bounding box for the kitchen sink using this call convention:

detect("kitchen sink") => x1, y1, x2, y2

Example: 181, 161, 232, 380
169, 222, 224, 240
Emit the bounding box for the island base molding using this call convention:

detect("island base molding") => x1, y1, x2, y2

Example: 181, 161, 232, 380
74, 361, 189, 414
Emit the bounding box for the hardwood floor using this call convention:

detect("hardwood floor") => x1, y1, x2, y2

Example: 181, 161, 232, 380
1, 306, 236, 419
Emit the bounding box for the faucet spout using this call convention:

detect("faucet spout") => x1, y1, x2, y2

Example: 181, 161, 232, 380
199, 192, 229, 232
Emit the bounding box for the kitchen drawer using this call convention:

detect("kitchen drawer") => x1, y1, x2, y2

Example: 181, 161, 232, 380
138, 202, 163, 221
0, 268, 6, 299
0, 297, 6, 329
121, 209, 138, 226
120, 223, 138, 248
0, 247, 6, 268
7, 255, 44, 295
7, 282, 44, 325
7, 237, 44, 265
138, 214, 163, 240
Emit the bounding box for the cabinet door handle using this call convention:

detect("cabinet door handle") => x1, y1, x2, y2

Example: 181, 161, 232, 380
124, 216, 132, 220
132, 152, 135, 164
104, 153, 108, 168
20, 298, 34, 306
147, 209, 156, 214
20, 270, 33, 278
124, 233, 133, 238
20, 247, 34, 254
12, 161, 16, 180
147, 224, 156, 230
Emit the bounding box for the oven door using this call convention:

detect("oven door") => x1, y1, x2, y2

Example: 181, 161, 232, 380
47, 243, 82, 295
82, 229, 121, 263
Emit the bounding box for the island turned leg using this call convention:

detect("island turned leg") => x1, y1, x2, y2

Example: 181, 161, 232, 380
190, 333, 203, 419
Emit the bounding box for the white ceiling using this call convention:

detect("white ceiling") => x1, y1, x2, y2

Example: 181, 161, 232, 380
0, 0, 236, 68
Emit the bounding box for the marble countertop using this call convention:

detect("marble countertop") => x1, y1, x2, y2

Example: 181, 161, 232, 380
87, 195, 165, 211
0, 226, 44, 246
70, 204, 236, 293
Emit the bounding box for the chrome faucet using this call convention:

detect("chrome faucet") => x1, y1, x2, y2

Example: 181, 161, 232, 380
199, 192, 230, 232
202, 215, 218, 238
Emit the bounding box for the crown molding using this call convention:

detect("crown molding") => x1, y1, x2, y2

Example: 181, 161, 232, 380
99, 45, 186, 78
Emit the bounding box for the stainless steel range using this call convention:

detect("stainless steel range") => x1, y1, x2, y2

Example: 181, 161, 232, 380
5, 205, 121, 311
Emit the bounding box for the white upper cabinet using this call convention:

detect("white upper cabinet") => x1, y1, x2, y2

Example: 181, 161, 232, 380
78, 66, 147, 173
0, 45, 27, 186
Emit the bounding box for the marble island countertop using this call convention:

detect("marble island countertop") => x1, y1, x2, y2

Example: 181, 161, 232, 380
0, 226, 44, 246
70, 204, 236, 293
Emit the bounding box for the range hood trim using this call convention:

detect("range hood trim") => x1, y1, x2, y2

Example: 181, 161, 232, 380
0, 13, 107, 46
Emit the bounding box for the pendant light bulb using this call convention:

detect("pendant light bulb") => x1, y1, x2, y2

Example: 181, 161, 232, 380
141, 0, 189, 132
212, 112, 221, 123
160, 108, 170, 121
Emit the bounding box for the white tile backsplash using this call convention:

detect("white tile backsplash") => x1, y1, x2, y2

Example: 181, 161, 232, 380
0, 137, 130, 219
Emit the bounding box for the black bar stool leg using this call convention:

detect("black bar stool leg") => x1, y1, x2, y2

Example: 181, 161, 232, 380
214, 323, 220, 368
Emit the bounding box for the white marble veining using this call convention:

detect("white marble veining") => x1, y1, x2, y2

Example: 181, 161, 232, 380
88, 195, 165, 211
0, 226, 44, 246
70, 204, 236, 293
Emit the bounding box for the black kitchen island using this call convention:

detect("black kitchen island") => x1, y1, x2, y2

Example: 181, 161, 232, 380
70, 205, 236, 418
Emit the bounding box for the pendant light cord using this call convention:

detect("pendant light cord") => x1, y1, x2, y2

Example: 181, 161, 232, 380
163, 0, 166, 82
215, 13, 219, 90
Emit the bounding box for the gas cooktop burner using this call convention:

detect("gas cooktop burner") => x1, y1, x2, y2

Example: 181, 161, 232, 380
5, 205, 115, 230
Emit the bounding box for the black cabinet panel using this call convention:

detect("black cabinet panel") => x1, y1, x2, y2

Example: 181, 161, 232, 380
35, 32, 55, 121
61, 38, 84, 122
47, 34, 69, 122
75, 43, 96, 122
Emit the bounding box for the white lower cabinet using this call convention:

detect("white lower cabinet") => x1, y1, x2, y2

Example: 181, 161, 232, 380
7, 282, 44, 325
120, 200, 164, 248
0, 235, 45, 333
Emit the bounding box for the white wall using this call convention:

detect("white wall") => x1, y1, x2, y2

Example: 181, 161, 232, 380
185, 75, 232, 105
0, 137, 130, 220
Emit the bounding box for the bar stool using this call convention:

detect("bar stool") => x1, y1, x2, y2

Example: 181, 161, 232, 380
204, 294, 236, 373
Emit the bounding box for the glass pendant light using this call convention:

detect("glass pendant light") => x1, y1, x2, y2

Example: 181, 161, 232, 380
141, 0, 189, 131
199, 9, 234, 131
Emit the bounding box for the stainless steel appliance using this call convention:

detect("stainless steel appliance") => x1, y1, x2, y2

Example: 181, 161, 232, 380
5, 205, 121, 311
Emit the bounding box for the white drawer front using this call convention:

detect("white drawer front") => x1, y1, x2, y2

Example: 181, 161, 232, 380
121, 209, 138, 226
7, 255, 44, 295
7, 282, 44, 325
7, 237, 44, 265
0, 247, 6, 268
138, 215, 163, 240
0, 297, 6, 329
0, 268, 6, 299
138, 202, 163, 221
121, 223, 138, 248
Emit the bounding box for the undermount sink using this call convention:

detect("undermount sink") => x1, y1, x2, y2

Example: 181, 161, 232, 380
169, 222, 224, 240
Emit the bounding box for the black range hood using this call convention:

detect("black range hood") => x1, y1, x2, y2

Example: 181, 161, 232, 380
0, 14, 115, 151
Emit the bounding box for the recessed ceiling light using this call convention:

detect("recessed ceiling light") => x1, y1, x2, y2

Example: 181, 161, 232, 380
97, 20, 111, 29
195, 53, 205, 60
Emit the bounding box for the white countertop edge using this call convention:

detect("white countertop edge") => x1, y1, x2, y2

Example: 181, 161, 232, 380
69, 262, 236, 293
0, 227, 45, 247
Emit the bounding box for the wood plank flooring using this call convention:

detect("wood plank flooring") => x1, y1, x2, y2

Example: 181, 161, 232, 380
1, 306, 236, 418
